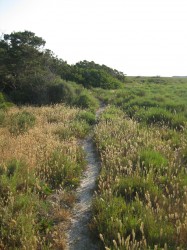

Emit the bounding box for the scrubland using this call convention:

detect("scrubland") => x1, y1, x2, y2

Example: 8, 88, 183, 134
91, 79, 187, 249
0, 77, 187, 249
0, 104, 95, 249
3, 31, 187, 249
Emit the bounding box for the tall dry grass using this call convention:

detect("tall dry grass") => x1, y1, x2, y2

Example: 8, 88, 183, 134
0, 104, 87, 249
91, 106, 187, 249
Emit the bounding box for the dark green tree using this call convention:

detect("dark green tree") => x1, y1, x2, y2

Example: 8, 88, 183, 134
0, 31, 46, 91
0, 31, 60, 104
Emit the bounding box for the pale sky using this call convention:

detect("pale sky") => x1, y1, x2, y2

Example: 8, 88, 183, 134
0, 0, 187, 76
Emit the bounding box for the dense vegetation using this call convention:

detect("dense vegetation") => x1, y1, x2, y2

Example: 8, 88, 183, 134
91, 81, 187, 249
94, 77, 187, 130
0, 31, 125, 105
0, 104, 98, 249
1, 30, 187, 249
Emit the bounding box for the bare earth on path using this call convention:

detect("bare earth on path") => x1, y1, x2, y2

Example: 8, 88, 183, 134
66, 105, 106, 250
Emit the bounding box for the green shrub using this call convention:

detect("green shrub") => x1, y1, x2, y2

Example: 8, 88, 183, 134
165, 101, 186, 113
172, 114, 186, 130
142, 209, 175, 247
37, 148, 85, 189
114, 176, 162, 202
0, 110, 5, 126
161, 129, 182, 149
91, 196, 127, 240
142, 108, 172, 126
0, 92, 5, 103
48, 81, 76, 104
100, 106, 124, 121
76, 110, 96, 125
74, 92, 99, 111
178, 172, 187, 187
55, 120, 90, 140
0, 159, 41, 249
124, 98, 159, 111
9, 111, 36, 135
1, 159, 36, 194
69, 120, 90, 138
92, 196, 175, 249
0, 92, 13, 110
0, 192, 40, 249
100, 112, 118, 121
124, 105, 140, 118
135, 107, 186, 130
140, 149, 168, 174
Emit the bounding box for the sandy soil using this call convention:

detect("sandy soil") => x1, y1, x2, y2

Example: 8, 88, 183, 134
66, 105, 105, 250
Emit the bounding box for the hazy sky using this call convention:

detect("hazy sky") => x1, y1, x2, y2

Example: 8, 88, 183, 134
0, 0, 187, 76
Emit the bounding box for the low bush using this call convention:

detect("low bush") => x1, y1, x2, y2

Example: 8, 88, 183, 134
0, 159, 41, 249
48, 80, 76, 104
91, 196, 175, 249
0, 110, 5, 126
76, 110, 96, 125
140, 149, 168, 174
55, 120, 90, 140
172, 114, 186, 130
36, 148, 85, 189
135, 107, 186, 130
9, 111, 36, 135
114, 176, 162, 202
0, 92, 13, 110
91, 196, 127, 241
99, 105, 124, 121
0, 159, 36, 196
74, 92, 99, 111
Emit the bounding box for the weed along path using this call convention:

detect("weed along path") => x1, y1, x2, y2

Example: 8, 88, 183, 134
66, 104, 106, 250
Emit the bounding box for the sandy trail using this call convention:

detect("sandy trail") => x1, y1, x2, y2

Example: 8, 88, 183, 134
66, 105, 105, 250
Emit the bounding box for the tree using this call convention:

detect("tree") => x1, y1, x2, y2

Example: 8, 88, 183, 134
0, 31, 61, 104
0, 31, 46, 92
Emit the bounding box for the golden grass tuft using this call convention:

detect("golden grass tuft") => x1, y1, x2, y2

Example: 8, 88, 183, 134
0, 104, 87, 249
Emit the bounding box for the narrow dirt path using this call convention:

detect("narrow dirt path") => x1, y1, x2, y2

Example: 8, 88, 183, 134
66, 104, 105, 250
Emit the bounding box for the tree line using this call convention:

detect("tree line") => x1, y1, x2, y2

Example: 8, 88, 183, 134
0, 30, 125, 105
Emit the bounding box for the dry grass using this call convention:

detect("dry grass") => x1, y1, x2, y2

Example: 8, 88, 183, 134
91, 106, 187, 249
0, 105, 78, 166
0, 104, 87, 249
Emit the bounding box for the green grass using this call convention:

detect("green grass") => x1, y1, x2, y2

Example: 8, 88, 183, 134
55, 120, 90, 140
0, 104, 91, 249
91, 99, 187, 249
1, 76, 187, 249
76, 110, 96, 125
0, 160, 41, 249
139, 148, 168, 174
93, 77, 187, 130
114, 175, 162, 202
36, 148, 86, 189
